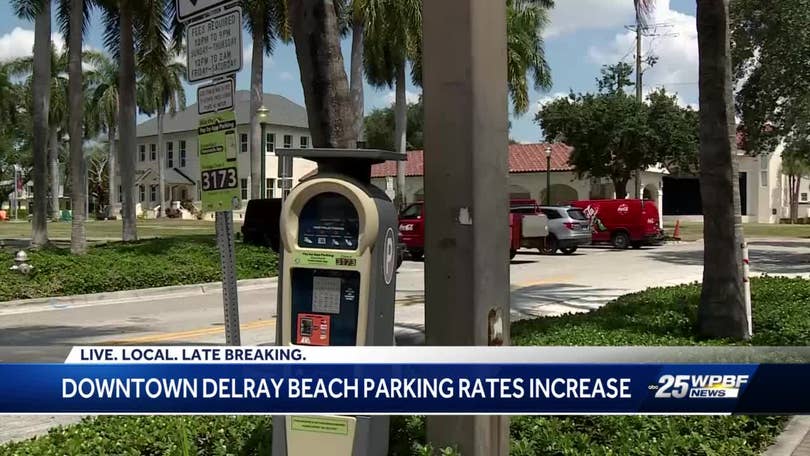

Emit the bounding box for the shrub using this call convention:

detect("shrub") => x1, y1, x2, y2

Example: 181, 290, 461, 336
0, 236, 278, 301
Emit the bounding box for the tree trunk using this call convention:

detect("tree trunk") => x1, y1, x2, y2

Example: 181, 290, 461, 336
69, 0, 86, 254
49, 128, 60, 221
119, 2, 138, 241
613, 178, 628, 199
250, 26, 264, 200
157, 111, 165, 217
394, 64, 407, 208
696, 0, 747, 340
107, 126, 117, 218
31, 0, 51, 247
289, 0, 354, 148
350, 20, 365, 146
789, 174, 800, 223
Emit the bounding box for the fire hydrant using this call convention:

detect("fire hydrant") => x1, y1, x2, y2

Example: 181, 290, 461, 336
10, 250, 33, 275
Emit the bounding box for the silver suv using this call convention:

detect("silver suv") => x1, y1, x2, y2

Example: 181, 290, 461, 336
538, 206, 592, 254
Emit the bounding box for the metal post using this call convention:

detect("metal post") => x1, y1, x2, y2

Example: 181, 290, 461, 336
260, 123, 266, 199
424, 0, 510, 454
12, 165, 18, 220
216, 210, 241, 345
546, 156, 551, 205
634, 2, 643, 199
742, 242, 752, 337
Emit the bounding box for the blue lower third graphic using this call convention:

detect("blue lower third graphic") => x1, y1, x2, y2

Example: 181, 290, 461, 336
0, 364, 807, 414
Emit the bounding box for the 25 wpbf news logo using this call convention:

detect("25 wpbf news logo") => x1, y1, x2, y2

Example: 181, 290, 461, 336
650, 374, 749, 399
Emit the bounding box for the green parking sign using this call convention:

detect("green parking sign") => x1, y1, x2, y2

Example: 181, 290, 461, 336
198, 110, 241, 212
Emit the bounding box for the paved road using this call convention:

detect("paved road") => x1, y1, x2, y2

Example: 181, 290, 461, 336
1, 238, 808, 444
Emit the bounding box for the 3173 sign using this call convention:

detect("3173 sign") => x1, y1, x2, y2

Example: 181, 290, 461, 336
201, 168, 238, 192
198, 110, 241, 212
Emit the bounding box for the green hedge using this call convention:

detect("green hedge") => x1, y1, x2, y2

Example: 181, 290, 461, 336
0, 236, 278, 301
2, 277, 808, 455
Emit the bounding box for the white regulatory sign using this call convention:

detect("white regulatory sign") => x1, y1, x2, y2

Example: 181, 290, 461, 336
197, 79, 235, 115
186, 8, 243, 83
176, 0, 236, 22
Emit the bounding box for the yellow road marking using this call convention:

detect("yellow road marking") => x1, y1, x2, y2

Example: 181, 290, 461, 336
103, 275, 575, 344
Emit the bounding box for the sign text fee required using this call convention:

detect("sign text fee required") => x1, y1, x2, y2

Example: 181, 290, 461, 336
188, 13, 240, 80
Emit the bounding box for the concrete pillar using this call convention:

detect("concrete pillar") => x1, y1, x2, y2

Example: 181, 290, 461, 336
423, 0, 510, 455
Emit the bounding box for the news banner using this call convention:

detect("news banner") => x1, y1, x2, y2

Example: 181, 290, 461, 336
0, 346, 808, 415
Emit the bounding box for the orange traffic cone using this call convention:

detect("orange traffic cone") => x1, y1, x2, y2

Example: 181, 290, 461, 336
673, 219, 681, 240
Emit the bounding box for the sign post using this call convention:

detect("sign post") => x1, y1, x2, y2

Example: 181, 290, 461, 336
179, 0, 243, 346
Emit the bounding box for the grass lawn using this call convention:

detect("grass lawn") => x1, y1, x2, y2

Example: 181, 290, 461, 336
664, 221, 810, 241
0, 219, 243, 240
2, 276, 806, 455
0, 236, 277, 301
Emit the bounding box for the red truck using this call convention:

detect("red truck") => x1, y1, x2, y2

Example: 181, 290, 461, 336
570, 199, 665, 249
398, 200, 548, 260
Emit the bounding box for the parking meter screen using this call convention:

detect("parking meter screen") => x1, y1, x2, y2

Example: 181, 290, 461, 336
298, 192, 359, 250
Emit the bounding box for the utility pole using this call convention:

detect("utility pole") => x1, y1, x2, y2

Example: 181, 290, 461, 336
634, 2, 643, 199
424, 0, 510, 455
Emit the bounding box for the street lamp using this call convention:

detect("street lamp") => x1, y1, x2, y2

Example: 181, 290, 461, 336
545, 143, 552, 206
257, 105, 270, 199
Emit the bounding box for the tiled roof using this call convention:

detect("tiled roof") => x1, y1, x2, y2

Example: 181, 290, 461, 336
370, 143, 574, 178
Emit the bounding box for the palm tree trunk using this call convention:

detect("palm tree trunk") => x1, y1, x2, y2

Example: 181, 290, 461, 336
49, 128, 60, 221
119, 2, 138, 241
696, 0, 747, 339
394, 64, 407, 208
350, 20, 365, 146
31, 0, 51, 247
107, 127, 117, 218
157, 110, 165, 217
250, 27, 264, 201
289, 0, 354, 148
69, 0, 86, 254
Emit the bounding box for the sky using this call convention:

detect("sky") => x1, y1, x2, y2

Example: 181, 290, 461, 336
0, 0, 699, 144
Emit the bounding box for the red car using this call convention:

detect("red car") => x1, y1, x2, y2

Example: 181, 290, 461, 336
570, 199, 665, 249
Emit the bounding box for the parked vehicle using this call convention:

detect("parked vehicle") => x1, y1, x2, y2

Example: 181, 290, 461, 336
537, 205, 592, 254
570, 199, 664, 249
241, 199, 283, 251
399, 200, 548, 260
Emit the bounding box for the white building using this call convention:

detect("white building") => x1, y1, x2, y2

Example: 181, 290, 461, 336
369, 142, 810, 224
113, 90, 316, 219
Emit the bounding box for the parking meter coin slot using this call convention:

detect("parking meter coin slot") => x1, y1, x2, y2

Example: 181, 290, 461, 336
298, 193, 359, 251
291, 268, 360, 346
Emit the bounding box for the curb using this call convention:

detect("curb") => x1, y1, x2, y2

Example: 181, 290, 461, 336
764, 416, 810, 456
0, 277, 279, 312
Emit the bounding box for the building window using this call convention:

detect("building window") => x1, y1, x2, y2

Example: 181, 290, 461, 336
179, 141, 187, 167
266, 178, 275, 198
139, 145, 146, 162
300, 136, 309, 148
197, 180, 202, 200
266, 133, 275, 153
138, 185, 145, 202
166, 142, 174, 168
801, 193, 809, 203
283, 134, 293, 149
118, 185, 122, 203
240, 178, 248, 200
760, 170, 768, 187
240, 134, 248, 153
150, 184, 157, 202
149, 144, 156, 161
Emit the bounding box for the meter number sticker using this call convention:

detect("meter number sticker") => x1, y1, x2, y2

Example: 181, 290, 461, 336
200, 167, 238, 191
312, 276, 341, 314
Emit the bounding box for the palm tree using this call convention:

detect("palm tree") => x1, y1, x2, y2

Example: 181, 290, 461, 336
361, 0, 421, 209
99, 0, 170, 241
88, 54, 120, 217
11, 0, 50, 246
288, 0, 355, 148
506, 0, 553, 115
696, 0, 747, 339
243, 0, 289, 200
138, 54, 186, 217
335, 0, 366, 145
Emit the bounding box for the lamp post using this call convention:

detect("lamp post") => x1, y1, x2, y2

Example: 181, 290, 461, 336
545, 144, 552, 206
257, 105, 270, 199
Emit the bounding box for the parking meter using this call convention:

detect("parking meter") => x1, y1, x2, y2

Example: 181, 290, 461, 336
272, 148, 405, 456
